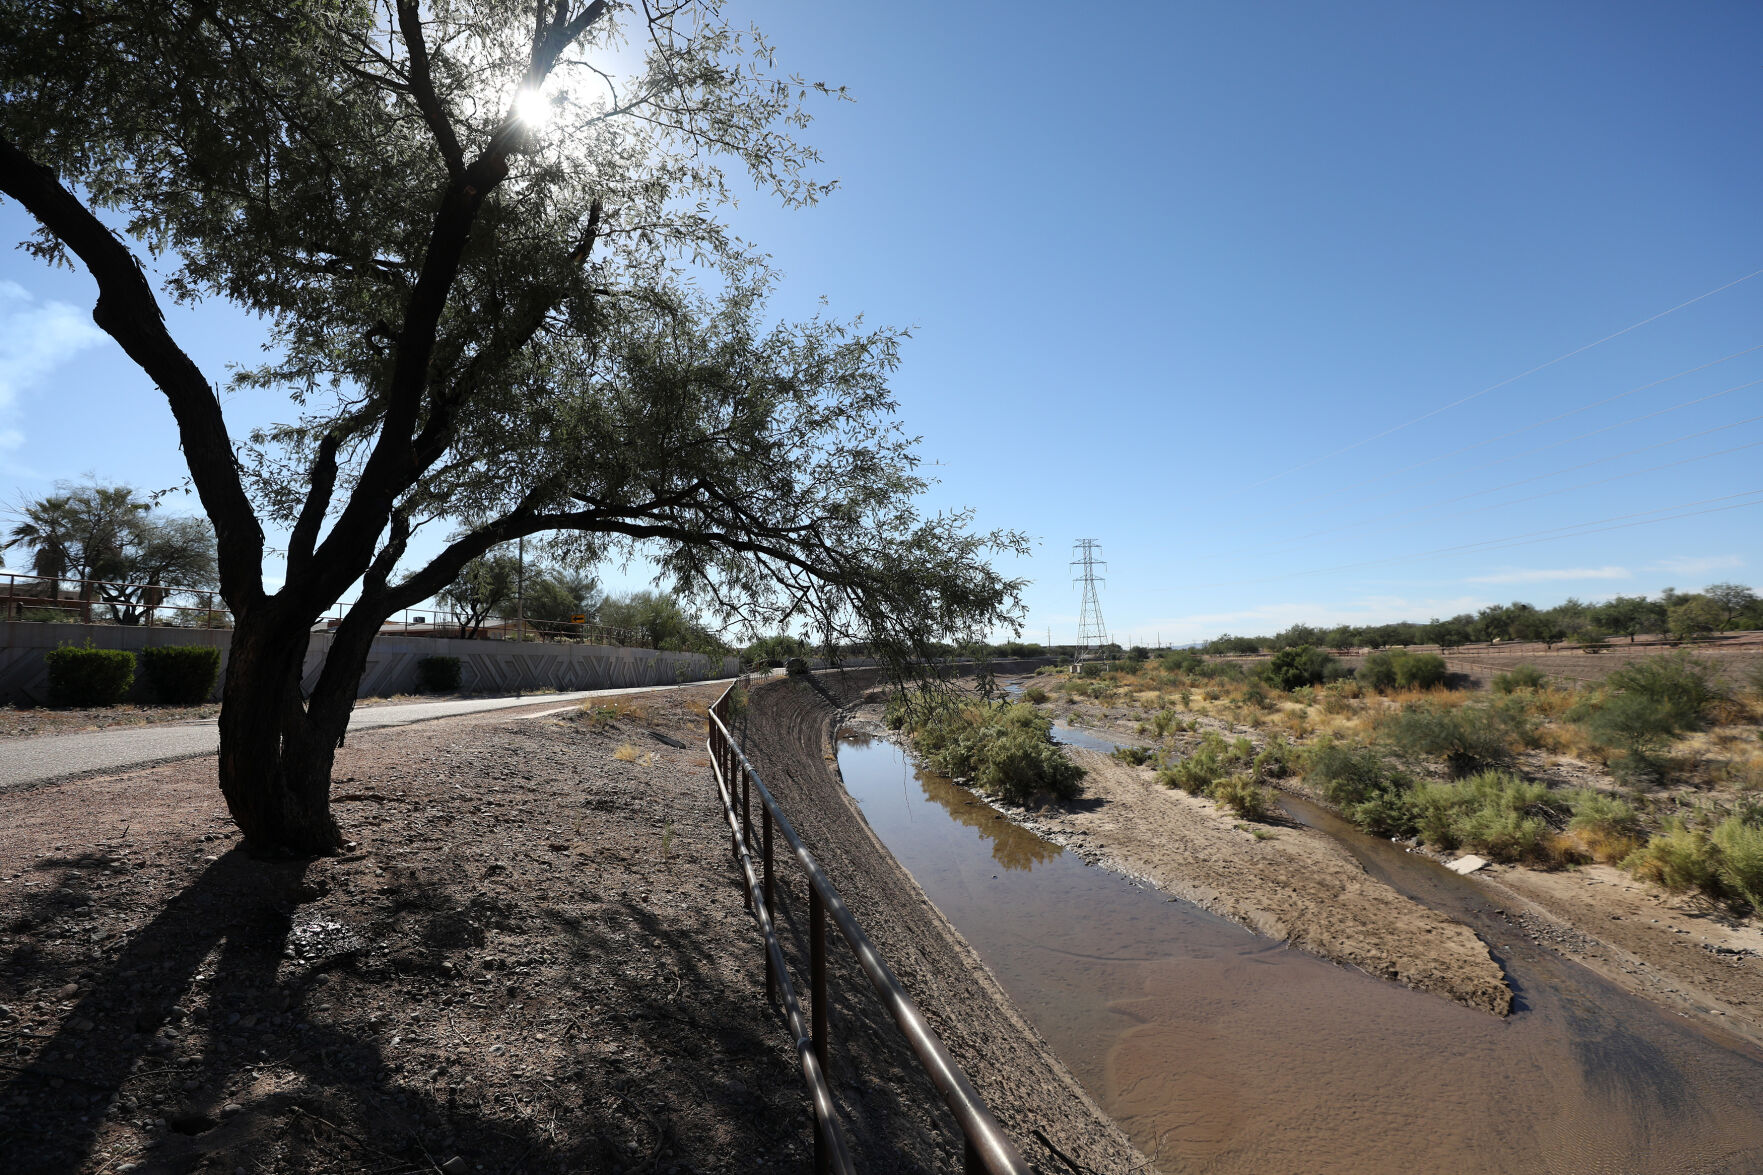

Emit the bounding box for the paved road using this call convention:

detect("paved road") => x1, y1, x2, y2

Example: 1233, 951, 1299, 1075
0, 680, 732, 789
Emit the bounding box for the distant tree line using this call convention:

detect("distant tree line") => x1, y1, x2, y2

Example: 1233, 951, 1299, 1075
1202, 583, 1761, 656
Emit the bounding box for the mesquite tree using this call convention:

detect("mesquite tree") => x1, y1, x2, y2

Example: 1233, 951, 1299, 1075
0, 1, 1026, 854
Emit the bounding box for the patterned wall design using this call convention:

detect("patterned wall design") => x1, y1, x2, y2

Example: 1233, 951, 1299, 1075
1, 622, 738, 704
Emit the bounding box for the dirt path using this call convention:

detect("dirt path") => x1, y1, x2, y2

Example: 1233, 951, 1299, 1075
740, 671, 1150, 1175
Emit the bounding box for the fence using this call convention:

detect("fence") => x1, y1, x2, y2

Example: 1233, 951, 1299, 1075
705, 680, 1029, 1175
0, 570, 651, 647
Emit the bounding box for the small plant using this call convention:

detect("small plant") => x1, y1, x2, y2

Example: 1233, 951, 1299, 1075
1111, 745, 1155, 767
45, 644, 135, 707
139, 645, 222, 704
613, 742, 642, 762
1213, 772, 1270, 820
1021, 685, 1049, 704
1492, 664, 1547, 693
416, 655, 463, 693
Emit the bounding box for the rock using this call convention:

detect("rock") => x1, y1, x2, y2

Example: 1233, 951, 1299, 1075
56, 983, 79, 999
441, 1157, 470, 1175
1446, 855, 1488, 875
222, 1103, 243, 1116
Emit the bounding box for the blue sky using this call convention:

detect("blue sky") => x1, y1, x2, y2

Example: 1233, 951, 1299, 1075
2, 1, 1760, 644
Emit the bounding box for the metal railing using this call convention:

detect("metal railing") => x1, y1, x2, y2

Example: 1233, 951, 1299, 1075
706, 681, 1030, 1175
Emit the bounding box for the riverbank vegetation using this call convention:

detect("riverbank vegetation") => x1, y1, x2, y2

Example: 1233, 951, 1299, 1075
885, 695, 1085, 803
1031, 646, 1763, 913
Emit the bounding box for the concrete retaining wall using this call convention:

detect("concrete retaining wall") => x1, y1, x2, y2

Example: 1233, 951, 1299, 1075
0, 622, 740, 704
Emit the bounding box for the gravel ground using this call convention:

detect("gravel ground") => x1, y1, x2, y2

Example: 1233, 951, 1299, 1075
0, 685, 940, 1174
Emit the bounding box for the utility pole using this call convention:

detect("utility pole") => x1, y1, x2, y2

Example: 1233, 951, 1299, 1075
1070, 539, 1108, 671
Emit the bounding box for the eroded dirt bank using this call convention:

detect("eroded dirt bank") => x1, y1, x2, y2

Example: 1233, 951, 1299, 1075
740, 670, 1150, 1175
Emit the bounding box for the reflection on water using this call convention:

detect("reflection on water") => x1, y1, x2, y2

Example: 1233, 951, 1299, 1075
840, 729, 1059, 871
1050, 720, 1128, 754
838, 730, 1763, 1174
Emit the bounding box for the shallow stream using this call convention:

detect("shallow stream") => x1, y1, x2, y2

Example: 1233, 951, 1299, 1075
835, 722, 1763, 1174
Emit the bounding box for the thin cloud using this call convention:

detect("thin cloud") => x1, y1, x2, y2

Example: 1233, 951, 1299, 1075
1467, 566, 1632, 585
1645, 555, 1745, 577
0, 282, 106, 455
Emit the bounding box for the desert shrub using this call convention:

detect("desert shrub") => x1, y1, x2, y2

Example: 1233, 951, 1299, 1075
1625, 819, 1722, 897
1266, 645, 1337, 691
1253, 735, 1298, 780
45, 645, 135, 707
1157, 731, 1248, 795
1604, 654, 1726, 731
1240, 680, 1270, 710
1021, 685, 1049, 704
1357, 651, 1400, 692
900, 699, 1085, 802
1712, 816, 1763, 913
1409, 771, 1556, 862
415, 655, 463, 693
139, 645, 222, 704
1148, 708, 1182, 738
1555, 790, 1643, 863
1111, 745, 1155, 767
1213, 773, 1269, 820
1584, 690, 1692, 788
1384, 703, 1519, 775
1394, 652, 1447, 690
1493, 664, 1547, 693
1303, 741, 1418, 836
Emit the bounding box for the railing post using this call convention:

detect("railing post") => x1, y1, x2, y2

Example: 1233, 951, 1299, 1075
811, 883, 830, 1175
763, 806, 776, 1001
740, 762, 753, 912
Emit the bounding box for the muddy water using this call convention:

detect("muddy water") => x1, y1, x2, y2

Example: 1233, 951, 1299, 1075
836, 729, 1763, 1174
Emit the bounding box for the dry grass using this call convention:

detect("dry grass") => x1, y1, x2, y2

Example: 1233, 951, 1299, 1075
612, 742, 642, 762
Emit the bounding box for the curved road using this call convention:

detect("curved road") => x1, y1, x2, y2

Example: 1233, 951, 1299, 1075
0, 681, 731, 790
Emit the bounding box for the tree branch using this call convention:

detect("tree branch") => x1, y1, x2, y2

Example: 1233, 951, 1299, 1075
286, 432, 341, 579
0, 131, 266, 612
395, 1, 464, 173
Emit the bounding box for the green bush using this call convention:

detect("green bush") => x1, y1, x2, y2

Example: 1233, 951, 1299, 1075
1394, 652, 1447, 690
1214, 772, 1269, 820
1409, 771, 1556, 862
1111, 745, 1155, 767
45, 645, 136, 707
1266, 645, 1337, 691
1625, 819, 1722, 897
1492, 664, 1547, 693
1384, 703, 1520, 775
139, 645, 222, 704
1712, 816, 1763, 913
416, 655, 463, 693
1021, 685, 1049, 704
1302, 741, 1418, 836
1357, 651, 1399, 692
1603, 654, 1725, 731
899, 699, 1085, 803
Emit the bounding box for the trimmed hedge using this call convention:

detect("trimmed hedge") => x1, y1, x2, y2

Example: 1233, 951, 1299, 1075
416, 655, 463, 693
140, 646, 222, 704
45, 645, 136, 707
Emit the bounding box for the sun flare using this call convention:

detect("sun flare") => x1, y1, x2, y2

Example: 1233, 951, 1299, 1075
511, 87, 551, 127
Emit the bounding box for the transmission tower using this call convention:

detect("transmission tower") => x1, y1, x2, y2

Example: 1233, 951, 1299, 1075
1071, 539, 1109, 667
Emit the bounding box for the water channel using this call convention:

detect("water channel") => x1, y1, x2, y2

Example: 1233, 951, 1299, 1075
834, 720, 1763, 1174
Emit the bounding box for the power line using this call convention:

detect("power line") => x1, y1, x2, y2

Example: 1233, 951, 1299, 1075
1244, 267, 1763, 490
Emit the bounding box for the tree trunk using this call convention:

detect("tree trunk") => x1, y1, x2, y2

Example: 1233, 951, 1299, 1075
217, 615, 353, 855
